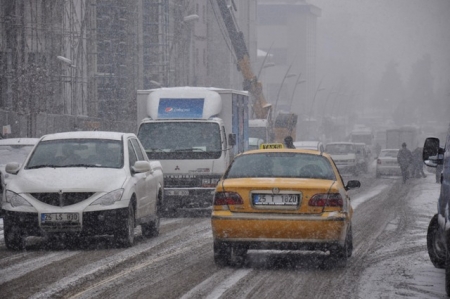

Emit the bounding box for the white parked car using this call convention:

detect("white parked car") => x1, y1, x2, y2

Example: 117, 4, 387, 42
293, 141, 324, 152
376, 149, 401, 178
2, 131, 164, 250
325, 142, 358, 175
0, 138, 40, 193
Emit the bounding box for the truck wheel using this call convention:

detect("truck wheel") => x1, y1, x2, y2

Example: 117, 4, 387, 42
427, 214, 446, 268
214, 240, 231, 267
114, 203, 135, 248
4, 222, 25, 250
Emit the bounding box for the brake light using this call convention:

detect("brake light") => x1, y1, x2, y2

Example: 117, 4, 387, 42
213, 192, 243, 205
308, 193, 343, 207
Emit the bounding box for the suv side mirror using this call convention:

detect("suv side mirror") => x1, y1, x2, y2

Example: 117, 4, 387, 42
228, 133, 236, 147
423, 137, 444, 167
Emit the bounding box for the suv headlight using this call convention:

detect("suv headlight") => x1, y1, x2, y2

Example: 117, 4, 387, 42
90, 189, 124, 206
5, 190, 32, 207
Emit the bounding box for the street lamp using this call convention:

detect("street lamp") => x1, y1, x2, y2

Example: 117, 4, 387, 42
288, 73, 306, 111
274, 61, 296, 113
257, 62, 275, 79
183, 14, 199, 22
274, 73, 296, 113
57, 56, 76, 68
150, 80, 162, 88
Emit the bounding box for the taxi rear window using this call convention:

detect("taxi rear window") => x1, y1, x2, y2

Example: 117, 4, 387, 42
225, 152, 336, 180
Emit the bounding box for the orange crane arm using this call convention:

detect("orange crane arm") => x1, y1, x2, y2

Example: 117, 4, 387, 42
216, 0, 271, 119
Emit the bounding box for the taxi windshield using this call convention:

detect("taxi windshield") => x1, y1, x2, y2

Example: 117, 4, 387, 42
225, 152, 336, 180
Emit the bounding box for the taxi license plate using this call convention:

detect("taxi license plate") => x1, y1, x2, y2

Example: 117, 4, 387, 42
41, 213, 80, 223
165, 190, 189, 196
252, 194, 299, 206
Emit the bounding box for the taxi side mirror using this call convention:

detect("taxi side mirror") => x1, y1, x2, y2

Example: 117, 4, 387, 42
423, 137, 444, 167
345, 180, 361, 191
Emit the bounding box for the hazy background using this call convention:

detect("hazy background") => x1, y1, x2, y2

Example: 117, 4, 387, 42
308, 0, 450, 126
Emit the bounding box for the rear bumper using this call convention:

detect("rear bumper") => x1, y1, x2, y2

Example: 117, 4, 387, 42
211, 211, 349, 249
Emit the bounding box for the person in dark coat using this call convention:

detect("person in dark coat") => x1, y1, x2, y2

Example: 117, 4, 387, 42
397, 142, 413, 183
284, 136, 295, 149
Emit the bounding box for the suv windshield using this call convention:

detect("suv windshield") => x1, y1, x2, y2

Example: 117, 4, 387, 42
26, 139, 123, 169
325, 144, 354, 155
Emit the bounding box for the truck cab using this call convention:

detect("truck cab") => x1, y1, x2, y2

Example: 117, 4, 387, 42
423, 125, 450, 294
136, 87, 249, 216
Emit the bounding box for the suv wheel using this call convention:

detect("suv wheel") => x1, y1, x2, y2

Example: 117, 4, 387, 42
427, 214, 446, 268
114, 203, 135, 248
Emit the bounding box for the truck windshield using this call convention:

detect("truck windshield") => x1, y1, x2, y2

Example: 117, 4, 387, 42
138, 122, 222, 160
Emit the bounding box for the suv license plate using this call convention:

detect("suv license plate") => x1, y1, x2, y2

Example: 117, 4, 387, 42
41, 213, 80, 223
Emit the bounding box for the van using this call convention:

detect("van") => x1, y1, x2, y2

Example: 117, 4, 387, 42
423, 124, 450, 294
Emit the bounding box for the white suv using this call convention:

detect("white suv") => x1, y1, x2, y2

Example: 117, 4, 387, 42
2, 131, 164, 250
325, 142, 358, 175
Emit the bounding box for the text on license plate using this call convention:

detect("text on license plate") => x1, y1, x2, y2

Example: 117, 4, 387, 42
165, 190, 189, 196
41, 213, 80, 223
252, 194, 299, 205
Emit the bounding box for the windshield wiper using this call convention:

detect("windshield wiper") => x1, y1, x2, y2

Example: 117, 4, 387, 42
27, 164, 60, 169
174, 148, 206, 152
146, 148, 163, 152
58, 164, 103, 168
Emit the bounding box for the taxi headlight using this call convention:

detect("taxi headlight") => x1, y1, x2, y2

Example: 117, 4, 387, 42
90, 189, 124, 206
5, 190, 32, 207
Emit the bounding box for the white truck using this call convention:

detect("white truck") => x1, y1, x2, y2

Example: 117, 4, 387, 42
386, 126, 419, 150
136, 87, 249, 215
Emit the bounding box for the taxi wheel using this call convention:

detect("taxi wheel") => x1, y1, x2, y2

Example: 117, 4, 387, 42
214, 241, 231, 267
346, 225, 353, 258
115, 203, 135, 248
4, 222, 25, 250
427, 214, 446, 268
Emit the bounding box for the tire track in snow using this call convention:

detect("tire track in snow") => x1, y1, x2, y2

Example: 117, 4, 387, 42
30, 219, 211, 299
0, 251, 79, 285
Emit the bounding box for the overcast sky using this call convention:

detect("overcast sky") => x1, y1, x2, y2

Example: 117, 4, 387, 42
308, 0, 450, 100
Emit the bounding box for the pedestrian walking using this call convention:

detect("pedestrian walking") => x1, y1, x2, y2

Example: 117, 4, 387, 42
284, 136, 295, 149
397, 142, 413, 183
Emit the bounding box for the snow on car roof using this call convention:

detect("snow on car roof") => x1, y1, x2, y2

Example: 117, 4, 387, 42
41, 131, 133, 141
0, 138, 40, 146
293, 141, 321, 147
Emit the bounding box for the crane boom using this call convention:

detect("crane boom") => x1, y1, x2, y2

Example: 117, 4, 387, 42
215, 0, 271, 120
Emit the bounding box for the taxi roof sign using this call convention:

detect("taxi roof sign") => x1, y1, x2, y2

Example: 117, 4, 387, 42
260, 143, 284, 149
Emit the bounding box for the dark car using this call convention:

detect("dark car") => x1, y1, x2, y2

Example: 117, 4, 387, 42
423, 125, 450, 295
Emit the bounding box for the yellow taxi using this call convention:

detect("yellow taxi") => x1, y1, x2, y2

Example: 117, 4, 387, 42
211, 144, 361, 267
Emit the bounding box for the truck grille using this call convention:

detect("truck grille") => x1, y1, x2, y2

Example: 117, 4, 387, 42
31, 192, 94, 207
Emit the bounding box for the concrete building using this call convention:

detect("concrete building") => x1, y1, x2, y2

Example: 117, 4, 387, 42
256, 0, 321, 138
0, 0, 256, 137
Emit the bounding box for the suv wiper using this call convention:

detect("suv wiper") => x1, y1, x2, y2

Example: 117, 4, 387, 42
58, 164, 102, 168
27, 164, 60, 169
